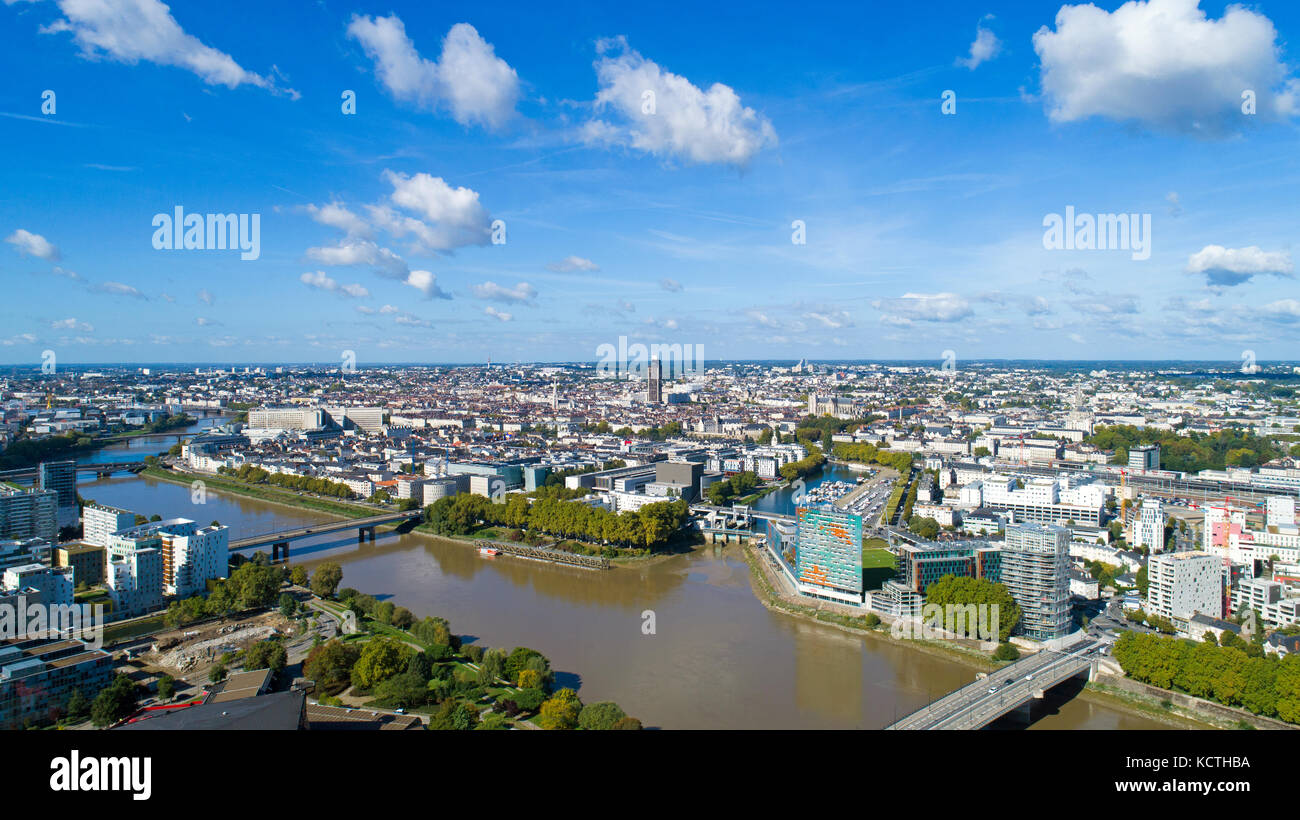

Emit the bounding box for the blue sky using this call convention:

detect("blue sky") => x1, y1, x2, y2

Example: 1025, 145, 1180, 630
3, 0, 1300, 365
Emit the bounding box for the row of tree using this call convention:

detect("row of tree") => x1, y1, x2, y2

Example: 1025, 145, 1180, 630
424, 493, 689, 550
831, 442, 916, 474
217, 464, 357, 499
1112, 631, 1300, 723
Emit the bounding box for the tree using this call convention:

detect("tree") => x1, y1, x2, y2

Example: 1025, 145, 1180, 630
209, 663, 228, 684
373, 670, 430, 710
290, 566, 309, 587
244, 639, 288, 675
511, 687, 546, 712
612, 716, 643, 730
537, 688, 582, 730
992, 643, 1020, 662
156, 675, 175, 702
90, 675, 140, 727
517, 669, 543, 690
312, 561, 344, 597
392, 606, 414, 630
351, 638, 412, 691
278, 593, 297, 618
578, 701, 627, 731
65, 688, 90, 722
428, 699, 479, 731
505, 647, 548, 683
304, 639, 361, 693
227, 562, 282, 610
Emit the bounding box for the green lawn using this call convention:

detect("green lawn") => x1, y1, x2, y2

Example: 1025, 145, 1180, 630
861, 545, 896, 590
862, 546, 894, 568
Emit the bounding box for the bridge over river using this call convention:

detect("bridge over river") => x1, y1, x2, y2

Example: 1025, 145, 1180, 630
230, 510, 424, 562
887, 638, 1107, 730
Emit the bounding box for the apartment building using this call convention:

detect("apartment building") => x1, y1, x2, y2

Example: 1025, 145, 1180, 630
82, 503, 136, 547
1132, 499, 1166, 552
1000, 523, 1072, 641
0, 488, 58, 541
0, 637, 114, 729
1147, 551, 1223, 631
54, 543, 105, 587
1231, 578, 1300, 629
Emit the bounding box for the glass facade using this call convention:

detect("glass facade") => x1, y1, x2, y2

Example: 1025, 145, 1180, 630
795, 505, 863, 600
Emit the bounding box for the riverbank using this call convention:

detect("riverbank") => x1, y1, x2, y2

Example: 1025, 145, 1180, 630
141, 465, 392, 521
737, 540, 1221, 730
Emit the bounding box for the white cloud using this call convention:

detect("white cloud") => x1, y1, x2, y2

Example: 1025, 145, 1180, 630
1186, 245, 1293, 287
51, 318, 92, 332
299, 270, 370, 298
803, 310, 852, 329
484, 306, 512, 322
547, 256, 600, 273
374, 170, 491, 253
1033, 0, 1299, 135
305, 239, 408, 278
392, 312, 432, 328
957, 19, 1001, 70
197, 288, 213, 305
659, 277, 683, 292
41, 0, 295, 96
872, 292, 972, 322
583, 37, 776, 166
347, 15, 519, 130
5, 228, 59, 260
92, 281, 146, 299
305, 202, 370, 237
471, 281, 536, 304
1262, 299, 1300, 321
405, 269, 451, 300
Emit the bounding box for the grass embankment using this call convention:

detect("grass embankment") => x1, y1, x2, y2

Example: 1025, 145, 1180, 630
102, 613, 167, 645
1082, 681, 1224, 730
141, 465, 383, 520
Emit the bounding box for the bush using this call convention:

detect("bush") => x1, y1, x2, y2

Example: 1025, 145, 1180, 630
511, 688, 546, 712
992, 642, 1021, 662
578, 701, 627, 731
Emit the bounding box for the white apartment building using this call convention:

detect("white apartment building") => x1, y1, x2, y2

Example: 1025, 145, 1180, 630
1267, 496, 1297, 528
1, 563, 74, 608
1132, 499, 1166, 552
1147, 551, 1223, 630
107, 518, 228, 602
1231, 578, 1300, 629
82, 504, 135, 547
106, 547, 163, 618
247, 407, 324, 430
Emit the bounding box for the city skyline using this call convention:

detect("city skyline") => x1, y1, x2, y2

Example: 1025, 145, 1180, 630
5, 0, 1300, 364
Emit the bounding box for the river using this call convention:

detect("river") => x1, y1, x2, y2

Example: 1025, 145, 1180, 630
74, 445, 1169, 729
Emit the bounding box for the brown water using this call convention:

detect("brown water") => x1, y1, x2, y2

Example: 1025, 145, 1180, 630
78, 469, 1172, 730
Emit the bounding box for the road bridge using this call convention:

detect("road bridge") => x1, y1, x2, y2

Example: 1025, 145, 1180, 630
230, 510, 423, 562
0, 461, 148, 481
886, 638, 1105, 729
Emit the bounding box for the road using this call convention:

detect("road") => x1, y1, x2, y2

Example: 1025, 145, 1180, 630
889, 637, 1106, 730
